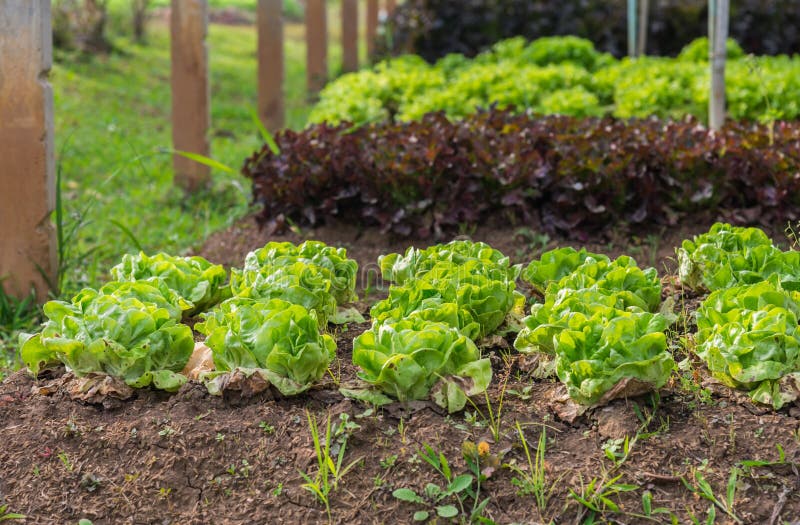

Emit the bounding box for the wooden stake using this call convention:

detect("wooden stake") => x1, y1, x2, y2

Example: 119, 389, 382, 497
637, 0, 649, 56
170, 0, 210, 192
342, 0, 358, 73
258, 0, 285, 131
0, 0, 57, 300
709, 0, 729, 130
306, 0, 328, 96
366, 0, 379, 58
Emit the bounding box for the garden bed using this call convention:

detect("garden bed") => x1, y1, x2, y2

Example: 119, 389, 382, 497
1, 217, 799, 524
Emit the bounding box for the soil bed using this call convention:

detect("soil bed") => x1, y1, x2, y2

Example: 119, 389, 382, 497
2, 217, 799, 524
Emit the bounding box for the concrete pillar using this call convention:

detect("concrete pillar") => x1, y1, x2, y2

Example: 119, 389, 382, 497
342, 0, 358, 73
306, 0, 328, 97
0, 0, 57, 301
366, 0, 378, 58
258, 0, 284, 131
170, 0, 210, 192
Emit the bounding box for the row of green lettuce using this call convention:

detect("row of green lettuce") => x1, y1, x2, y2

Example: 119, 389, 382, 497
18, 226, 800, 410
350, 241, 524, 412
20, 242, 359, 395
310, 36, 800, 125
678, 223, 800, 408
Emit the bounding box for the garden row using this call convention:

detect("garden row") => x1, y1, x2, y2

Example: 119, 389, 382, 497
311, 36, 800, 125
18, 224, 800, 410
384, 0, 800, 62
243, 109, 800, 238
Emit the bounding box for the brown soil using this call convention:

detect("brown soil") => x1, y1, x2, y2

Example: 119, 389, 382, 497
2, 217, 800, 524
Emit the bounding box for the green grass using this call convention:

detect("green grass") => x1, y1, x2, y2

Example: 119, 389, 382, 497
1, 4, 364, 375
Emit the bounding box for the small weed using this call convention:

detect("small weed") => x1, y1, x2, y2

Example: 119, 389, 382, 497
158, 487, 172, 500
215, 433, 225, 442
507, 422, 559, 516
381, 454, 399, 469
158, 426, 175, 438
299, 411, 362, 523
0, 503, 26, 522
259, 421, 275, 434
392, 443, 493, 523
272, 482, 283, 497
681, 467, 743, 524
569, 472, 639, 522
57, 451, 73, 472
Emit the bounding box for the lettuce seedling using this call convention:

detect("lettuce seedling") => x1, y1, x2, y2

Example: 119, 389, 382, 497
197, 298, 336, 396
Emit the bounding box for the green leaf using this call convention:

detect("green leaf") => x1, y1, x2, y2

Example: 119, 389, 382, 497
436, 505, 459, 518
170, 149, 236, 174
392, 488, 423, 504
413, 511, 429, 521
642, 490, 653, 516
251, 111, 281, 155
446, 474, 473, 494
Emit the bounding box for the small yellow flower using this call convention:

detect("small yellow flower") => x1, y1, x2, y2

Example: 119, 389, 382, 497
477, 441, 490, 457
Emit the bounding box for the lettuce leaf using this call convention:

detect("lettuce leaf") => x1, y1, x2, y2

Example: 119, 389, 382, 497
196, 298, 336, 396
19, 289, 194, 391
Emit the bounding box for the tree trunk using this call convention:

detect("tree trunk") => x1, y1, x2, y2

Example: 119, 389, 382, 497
132, 0, 150, 43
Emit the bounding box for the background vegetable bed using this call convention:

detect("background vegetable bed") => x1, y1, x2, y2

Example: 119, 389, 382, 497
3, 222, 800, 524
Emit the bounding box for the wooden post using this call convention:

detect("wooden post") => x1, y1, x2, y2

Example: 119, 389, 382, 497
258, 0, 284, 131
627, 0, 637, 57
306, 0, 328, 96
386, 0, 397, 14
342, 0, 358, 73
366, 0, 379, 59
0, 0, 57, 301
637, 0, 649, 56
170, 0, 210, 192
709, 0, 729, 130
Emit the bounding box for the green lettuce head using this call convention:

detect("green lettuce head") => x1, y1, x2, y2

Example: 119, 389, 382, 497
230, 261, 337, 329
555, 312, 672, 405
353, 317, 491, 412
243, 241, 358, 304
677, 223, 799, 292
379, 240, 519, 285
110, 252, 229, 317
20, 289, 194, 391
197, 298, 336, 396
522, 247, 609, 293
695, 282, 800, 408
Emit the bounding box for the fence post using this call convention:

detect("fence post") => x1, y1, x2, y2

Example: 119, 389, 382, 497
386, 0, 396, 14
0, 0, 57, 301
258, 0, 284, 131
306, 0, 328, 97
627, 0, 638, 57
709, 0, 729, 130
366, 0, 378, 59
170, 0, 210, 192
637, 0, 649, 56
342, 0, 358, 73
